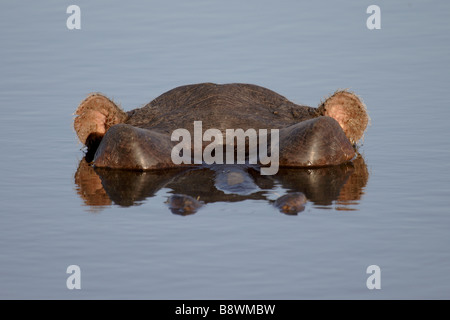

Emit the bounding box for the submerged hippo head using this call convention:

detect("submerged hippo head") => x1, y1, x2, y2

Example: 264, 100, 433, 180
74, 83, 369, 172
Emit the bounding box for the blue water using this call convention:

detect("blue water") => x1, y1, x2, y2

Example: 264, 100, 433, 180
0, 0, 449, 299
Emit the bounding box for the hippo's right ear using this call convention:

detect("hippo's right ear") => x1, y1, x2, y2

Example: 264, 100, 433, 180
73, 93, 128, 148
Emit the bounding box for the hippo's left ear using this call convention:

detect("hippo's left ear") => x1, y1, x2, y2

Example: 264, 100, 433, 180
317, 90, 369, 145
73, 93, 128, 148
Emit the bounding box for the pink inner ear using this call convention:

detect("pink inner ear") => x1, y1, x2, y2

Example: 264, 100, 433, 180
325, 104, 347, 132
91, 110, 107, 134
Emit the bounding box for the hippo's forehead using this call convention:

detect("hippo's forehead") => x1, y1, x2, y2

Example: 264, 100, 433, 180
125, 83, 317, 132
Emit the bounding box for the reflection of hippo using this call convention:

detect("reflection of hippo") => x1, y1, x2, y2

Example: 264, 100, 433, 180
74, 154, 369, 215
73, 83, 368, 170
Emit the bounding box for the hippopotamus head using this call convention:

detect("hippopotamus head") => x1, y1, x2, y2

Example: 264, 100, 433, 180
73, 83, 369, 172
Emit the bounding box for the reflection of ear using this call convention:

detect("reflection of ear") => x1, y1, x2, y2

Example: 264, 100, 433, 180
337, 154, 369, 205
73, 93, 128, 146
74, 158, 112, 211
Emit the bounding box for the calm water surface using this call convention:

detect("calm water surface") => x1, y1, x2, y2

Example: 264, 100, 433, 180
0, 1, 449, 299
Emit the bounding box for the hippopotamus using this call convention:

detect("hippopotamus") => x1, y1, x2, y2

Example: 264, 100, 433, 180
73, 83, 369, 172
